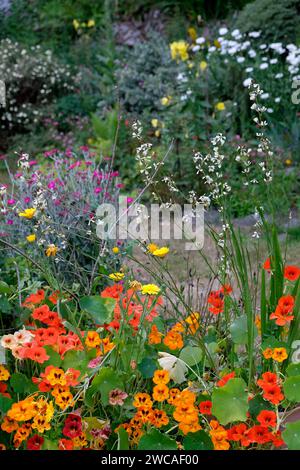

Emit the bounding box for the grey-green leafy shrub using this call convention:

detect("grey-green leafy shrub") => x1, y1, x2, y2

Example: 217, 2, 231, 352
236, 0, 300, 43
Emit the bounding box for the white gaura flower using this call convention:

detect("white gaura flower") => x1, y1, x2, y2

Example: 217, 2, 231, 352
158, 352, 188, 384
219, 27, 228, 36
249, 31, 261, 38
260, 63, 269, 70
196, 37, 206, 45
246, 67, 254, 73
243, 78, 253, 87
261, 92, 269, 100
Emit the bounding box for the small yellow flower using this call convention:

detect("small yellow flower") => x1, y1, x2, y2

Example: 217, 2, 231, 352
215, 102, 225, 111
151, 118, 159, 128
272, 347, 288, 363
73, 19, 80, 30
112, 247, 119, 254
18, 208, 36, 219
26, 234, 36, 243
188, 27, 197, 42
87, 19, 95, 28
170, 41, 189, 61
152, 247, 169, 258
141, 284, 160, 295
200, 60, 207, 71
155, 130, 161, 138
109, 272, 125, 282
45, 244, 58, 257
214, 39, 221, 49
161, 96, 172, 106
0, 365, 10, 381
147, 243, 158, 254
285, 159, 292, 166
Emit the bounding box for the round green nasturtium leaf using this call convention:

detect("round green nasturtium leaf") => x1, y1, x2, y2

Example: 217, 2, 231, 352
79, 296, 115, 324
211, 378, 248, 425
138, 429, 177, 450
138, 357, 157, 378
230, 315, 257, 344
183, 431, 214, 450
179, 346, 202, 366
283, 375, 300, 402
10, 373, 35, 394
90, 367, 123, 406
286, 363, 300, 377
282, 420, 300, 450
41, 347, 62, 368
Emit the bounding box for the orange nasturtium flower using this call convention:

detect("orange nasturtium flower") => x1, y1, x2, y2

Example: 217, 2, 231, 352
263, 348, 274, 359
272, 347, 288, 363
148, 325, 163, 345
153, 370, 170, 386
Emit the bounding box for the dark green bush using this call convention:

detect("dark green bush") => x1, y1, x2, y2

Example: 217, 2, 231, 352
236, 0, 300, 43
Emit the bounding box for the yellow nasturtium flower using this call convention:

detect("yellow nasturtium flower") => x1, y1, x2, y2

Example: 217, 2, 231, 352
151, 119, 159, 128
200, 60, 208, 71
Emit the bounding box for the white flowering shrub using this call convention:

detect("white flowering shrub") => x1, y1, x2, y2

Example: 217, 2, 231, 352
0, 39, 76, 133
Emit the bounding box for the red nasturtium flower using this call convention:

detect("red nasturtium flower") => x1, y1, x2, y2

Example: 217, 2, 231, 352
199, 400, 212, 415
284, 265, 300, 282
208, 290, 224, 314
27, 435, 44, 451
227, 423, 250, 447
62, 414, 82, 439
59, 438, 74, 450
217, 371, 235, 387
257, 410, 277, 428
263, 258, 271, 271
22, 289, 45, 308
270, 295, 294, 326
247, 425, 272, 444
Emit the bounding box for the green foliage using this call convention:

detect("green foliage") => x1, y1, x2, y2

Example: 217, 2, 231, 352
138, 429, 177, 450
282, 420, 300, 449
212, 378, 248, 425
183, 431, 214, 450
79, 296, 116, 325
236, 0, 300, 43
